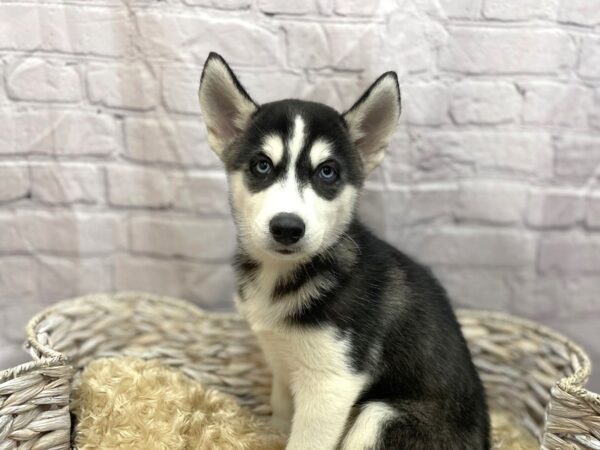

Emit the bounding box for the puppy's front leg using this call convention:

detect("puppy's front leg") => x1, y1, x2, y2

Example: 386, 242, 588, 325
286, 372, 363, 450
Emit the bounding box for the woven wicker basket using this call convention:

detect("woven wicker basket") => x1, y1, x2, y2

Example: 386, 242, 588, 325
0, 292, 598, 450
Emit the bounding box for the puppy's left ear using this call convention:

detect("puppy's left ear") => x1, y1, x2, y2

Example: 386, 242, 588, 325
343, 72, 401, 174
199, 52, 258, 158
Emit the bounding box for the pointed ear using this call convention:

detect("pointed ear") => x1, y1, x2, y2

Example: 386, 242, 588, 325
342, 72, 401, 174
198, 52, 258, 158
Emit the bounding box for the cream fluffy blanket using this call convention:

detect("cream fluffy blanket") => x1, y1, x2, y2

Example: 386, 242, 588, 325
72, 357, 537, 450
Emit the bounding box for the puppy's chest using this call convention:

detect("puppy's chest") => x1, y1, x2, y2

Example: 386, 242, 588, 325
236, 265, 323, 331
257, 328, 353, 377
236, 268, 356, 377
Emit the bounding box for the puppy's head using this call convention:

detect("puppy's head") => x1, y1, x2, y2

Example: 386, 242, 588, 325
199, 53, 400, 263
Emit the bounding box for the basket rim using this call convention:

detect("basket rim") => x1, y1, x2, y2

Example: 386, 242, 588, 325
456, 309, 597, 403
2, 291, 597, 405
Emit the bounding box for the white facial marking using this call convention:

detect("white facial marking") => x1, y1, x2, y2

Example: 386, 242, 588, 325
341, 402, 398, 449
229, 113, 358, 263
262, 134, 284, 165
288, 115, 305, 166
309, 139, 332, 168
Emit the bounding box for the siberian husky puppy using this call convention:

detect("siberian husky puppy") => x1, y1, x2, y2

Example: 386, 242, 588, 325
198, 52, 489, 450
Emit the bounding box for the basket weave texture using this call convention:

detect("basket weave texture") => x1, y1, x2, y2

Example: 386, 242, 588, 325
0, 292, 598, 450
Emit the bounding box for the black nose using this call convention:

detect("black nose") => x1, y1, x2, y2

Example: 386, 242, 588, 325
269, 213, 305, 245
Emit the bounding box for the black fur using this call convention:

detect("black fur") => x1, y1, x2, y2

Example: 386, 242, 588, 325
237, 221, 490, 449
226, 100, 363, 200
207, 52, 490, 449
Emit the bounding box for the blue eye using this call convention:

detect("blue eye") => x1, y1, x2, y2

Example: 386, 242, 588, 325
317, 164, 338, 182
252, 158, 273, 176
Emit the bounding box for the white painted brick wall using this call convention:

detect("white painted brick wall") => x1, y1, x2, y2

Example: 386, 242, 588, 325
0, 0, 599, 391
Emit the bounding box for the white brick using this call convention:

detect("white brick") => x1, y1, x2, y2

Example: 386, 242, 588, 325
0, 5, 43, 52
130, 216, 236, 261
162, 67, 303, 115
526, 190, 583, 228
438, 0, 482, 19
382, 132, 412, 184
520, 82, 592, 128
397, 228, 536, 268
259, 0, 321, 14
114, 255, 183, 298
6, 58, 81, 103
402, 82, 449, 126
365, 166, 385, 190
113, 256, 236, 309
162, 66, 202, 115
434, 268, 516, 310
534, 276, 600, 318
577, 37, 600, 80
509, 274, 560, 318
586, 195, 600, 229
173, 173, 230, 215
543, 317, 600, 390
88, 62, 158, 110
15, 111, 121, 156
384, 15, 440, 75
39, 256, 111, 302
0, 344, 29, 370
554, 134, 600, 181
0, 64, 7, 104
183, 0, 251, 8
181, 262, 236, 309
439, 28, 575, 75
0, 165, 30, 203
0, 213, 27, 253
0, 5, 131, 57
360, 187, 457, 233
412, 131, 553, 180
483, 0, 559, 20
124, 117, 218, 167
539, 234, 600, 274
107, 166, 174, 208
0, 257, 37, 299
455, 182, 527, 225
0, 111, 16, 154
558, 0, 600, 26
0, 300, 45, 343
299, 76, 368, 113
285, 22, 379, 70
391, 187, 457, 226
334, 0, 384, 16
16, 211, 124, 255
356, 188, 392, 236
31, 164, 101, 205
450, 81, 521, 124
590, 89, 600, 130
135, 12, 278, 67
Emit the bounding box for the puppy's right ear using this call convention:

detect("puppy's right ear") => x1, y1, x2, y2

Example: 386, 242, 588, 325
199, 53, 258, 158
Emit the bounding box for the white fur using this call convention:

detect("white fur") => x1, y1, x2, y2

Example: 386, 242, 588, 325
242, 308, 369, 450
341, 402, 398, 450
228, 114, 358, 265
309, 139, 332, 168
288, 115, 305, 164
262, 134, 285, 165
